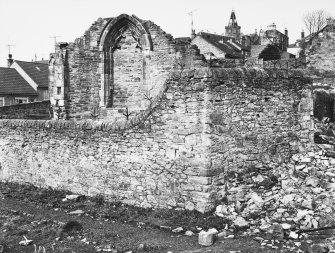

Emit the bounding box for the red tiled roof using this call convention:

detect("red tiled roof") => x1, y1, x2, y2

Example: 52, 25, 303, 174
15, 61, 48, 88
0, 67, 38, 96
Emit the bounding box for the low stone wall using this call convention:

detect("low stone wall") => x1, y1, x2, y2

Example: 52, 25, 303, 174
0, 68, 313, 213
0, 101, 51, 119
263, 58, 307, 69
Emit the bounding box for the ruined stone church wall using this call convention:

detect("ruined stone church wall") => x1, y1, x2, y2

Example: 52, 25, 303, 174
56, 17, 184, 120
205, 69, 313, 202
306, 20, 335, 73
165, 68, 313, 210
0, 68, 313, 213
0, 69, 211, 212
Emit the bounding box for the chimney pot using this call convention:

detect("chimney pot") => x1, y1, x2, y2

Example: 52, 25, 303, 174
7, 54, 14, 67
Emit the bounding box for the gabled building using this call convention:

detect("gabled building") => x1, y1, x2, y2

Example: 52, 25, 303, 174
0, 66, 38, 106
246, 23, 290, 60
190, 11, 250, 60
191, 32, 249, 59
0, 54, 49, 107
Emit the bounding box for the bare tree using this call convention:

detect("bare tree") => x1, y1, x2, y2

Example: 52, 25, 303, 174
303, 9, 333, 35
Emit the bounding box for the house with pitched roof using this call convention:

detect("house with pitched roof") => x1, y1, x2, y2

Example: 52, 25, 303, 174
191, 32, 249, 60
245, 23, 292, 60
190, 10, 250, 60
0, 54, 49, 107
0, 67, 38, 106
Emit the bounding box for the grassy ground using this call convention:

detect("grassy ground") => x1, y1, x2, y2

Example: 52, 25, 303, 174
0, 182, 328, 252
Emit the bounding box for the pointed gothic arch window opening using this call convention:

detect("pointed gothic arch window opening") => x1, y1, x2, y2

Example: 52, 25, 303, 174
99, 15, 153, 109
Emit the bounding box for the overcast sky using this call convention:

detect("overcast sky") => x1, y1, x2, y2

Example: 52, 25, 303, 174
0, 0, 334, 67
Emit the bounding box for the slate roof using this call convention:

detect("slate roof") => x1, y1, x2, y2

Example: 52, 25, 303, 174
197, 32, 246, 58
250, 45, 267, 59
230, 39, 250, 51
0, 67, 38, 96
175, 37, 191, 43
15, 61, 48, 88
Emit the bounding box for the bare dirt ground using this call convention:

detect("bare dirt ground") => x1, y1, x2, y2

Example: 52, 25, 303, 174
0, 182, 329, 253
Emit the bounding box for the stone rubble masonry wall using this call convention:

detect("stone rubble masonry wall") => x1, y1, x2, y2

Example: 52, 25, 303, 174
55, 15, 205, 121
306, 22, 335, 73
205, 68, 313, 208
305, 22, 335, 123
0, 101, 51, 119
0, 68, 313, 213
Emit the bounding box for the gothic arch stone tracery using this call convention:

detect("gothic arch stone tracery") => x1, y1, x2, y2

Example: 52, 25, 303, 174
98, 14, 153, 109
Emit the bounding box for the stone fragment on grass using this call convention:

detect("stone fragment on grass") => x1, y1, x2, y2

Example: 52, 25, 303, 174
185, 201, 195, 211
19, 236, 33, 246
172, 227, 183, 233
198, 228, 218, 246
62, 194, 81, 201
233, 216, 249, 228
185, 230, 194, 236
68, 209, 85, 215
217, 230, 228, 238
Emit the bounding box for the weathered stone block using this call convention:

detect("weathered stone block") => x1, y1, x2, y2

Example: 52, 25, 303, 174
189, 176, 212, 185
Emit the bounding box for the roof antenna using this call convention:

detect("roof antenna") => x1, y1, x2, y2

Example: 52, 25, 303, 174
187, 10, 197, 35
6, 44, 15, 55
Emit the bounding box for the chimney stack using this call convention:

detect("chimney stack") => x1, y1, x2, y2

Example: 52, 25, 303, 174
7, 54, 13, 68
191, 29, 196, 39
285, 28, 288, 37
242, 36, 246, 46
301, 30, 305, 39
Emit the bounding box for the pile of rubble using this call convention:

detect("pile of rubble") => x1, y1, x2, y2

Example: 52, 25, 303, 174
228, 146, 335, 229
193, 141, 335, 250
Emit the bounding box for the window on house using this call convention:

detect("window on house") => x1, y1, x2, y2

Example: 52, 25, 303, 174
57, 87, 61, 95
14, 97, 28, 104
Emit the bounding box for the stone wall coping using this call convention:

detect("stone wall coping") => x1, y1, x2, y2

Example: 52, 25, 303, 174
170, 67, 312, 84
0, 100, 50, 109
0, 81, 168, 132
0, 118, 136, 132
